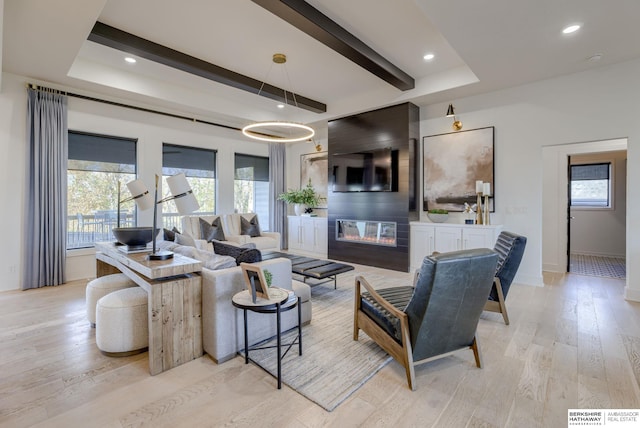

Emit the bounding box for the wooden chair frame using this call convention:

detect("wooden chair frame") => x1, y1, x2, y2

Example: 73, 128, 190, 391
353, 275, 482, 390
483, 277, 510, 325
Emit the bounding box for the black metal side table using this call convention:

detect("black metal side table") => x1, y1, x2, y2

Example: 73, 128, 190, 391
231, 287, 302, 389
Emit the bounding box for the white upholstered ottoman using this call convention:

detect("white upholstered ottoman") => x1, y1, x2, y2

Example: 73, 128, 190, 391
96, 286, 148, 356
86, 273, 136, 327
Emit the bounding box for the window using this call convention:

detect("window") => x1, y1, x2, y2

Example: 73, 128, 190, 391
162, 144, 217, 229
67, 131, 137, 249
570, 163, 611, 208
234, 154, 270, 229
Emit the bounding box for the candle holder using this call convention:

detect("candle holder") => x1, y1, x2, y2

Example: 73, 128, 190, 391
484, 195, 491, 225
476, 192, 483, 224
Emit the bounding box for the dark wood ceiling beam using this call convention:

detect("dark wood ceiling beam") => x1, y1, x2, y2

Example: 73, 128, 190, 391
251, 0, 415, 91
88, 22, 327, 114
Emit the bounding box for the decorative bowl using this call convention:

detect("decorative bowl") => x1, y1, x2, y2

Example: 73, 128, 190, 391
112, 227, 153, 248
427, 213, 449, 223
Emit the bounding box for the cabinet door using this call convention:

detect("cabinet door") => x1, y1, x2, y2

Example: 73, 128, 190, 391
410, 225, 435, 271
434, 227, 461, 253
288, 217, 303, 250
461, 228, 493, 249
301, 217, 315, 250
313, 218, 328, 255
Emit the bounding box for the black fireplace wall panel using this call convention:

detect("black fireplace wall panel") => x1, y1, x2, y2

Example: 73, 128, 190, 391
327, 102, 419, 272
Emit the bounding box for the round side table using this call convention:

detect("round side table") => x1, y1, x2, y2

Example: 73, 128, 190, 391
232, 287, 302, 389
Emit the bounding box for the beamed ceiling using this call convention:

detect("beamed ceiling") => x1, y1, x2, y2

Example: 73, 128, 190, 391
4, 0, 640, 135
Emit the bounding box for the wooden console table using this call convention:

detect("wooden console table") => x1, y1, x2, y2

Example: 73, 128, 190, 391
95, 242, 202, 375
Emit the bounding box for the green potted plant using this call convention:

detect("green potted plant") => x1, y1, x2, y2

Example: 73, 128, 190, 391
278, 179, 324, 215
427, 208, 449, 223
263, 269, 273, 288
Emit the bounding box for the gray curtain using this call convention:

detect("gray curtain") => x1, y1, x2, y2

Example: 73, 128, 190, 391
24, 87, 68, 289
268, 143, 287, 249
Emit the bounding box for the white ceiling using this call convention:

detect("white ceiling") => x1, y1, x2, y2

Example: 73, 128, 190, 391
4, 0, 640, 132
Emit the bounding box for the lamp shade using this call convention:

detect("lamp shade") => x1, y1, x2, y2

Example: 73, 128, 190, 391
166, 173, 200, 214
126, 179, 154, 211
446, 104, 455, 117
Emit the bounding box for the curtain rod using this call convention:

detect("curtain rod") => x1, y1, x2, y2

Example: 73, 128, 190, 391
27, 83, 242, 132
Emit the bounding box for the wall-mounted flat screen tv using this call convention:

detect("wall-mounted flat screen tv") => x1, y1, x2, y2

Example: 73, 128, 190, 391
332, 148, 398, 192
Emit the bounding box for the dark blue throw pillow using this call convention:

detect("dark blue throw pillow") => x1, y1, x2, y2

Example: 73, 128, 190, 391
211, 240, 262, 265
200, 217, 226, 242
240, 215, 261, 238
164, 226, 181, 241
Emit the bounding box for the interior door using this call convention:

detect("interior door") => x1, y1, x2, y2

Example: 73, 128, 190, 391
567, 155, 573, 272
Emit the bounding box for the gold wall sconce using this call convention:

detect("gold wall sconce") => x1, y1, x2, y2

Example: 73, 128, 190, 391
446, 104, 463, 131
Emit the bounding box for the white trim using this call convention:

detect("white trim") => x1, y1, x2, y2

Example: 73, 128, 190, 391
514, 273, 544, 287
542, 138, 627, 279
624, 286, 640, 302
67, 247, 96, 257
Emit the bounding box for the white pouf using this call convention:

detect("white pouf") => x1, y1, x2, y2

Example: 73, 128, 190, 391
86, 273, 136, 327
96, 287, 149, 356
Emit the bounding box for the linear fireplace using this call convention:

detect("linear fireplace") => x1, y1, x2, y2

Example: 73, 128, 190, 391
336, 220, 397, 247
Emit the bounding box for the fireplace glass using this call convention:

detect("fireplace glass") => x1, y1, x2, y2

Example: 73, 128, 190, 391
336, 220, 397, 247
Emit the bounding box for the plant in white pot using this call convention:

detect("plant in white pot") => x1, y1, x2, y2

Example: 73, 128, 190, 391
427, 208, 449, 223
277, 180, 324, 215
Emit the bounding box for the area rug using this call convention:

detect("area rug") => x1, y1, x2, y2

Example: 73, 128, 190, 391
570, 253, 626, 279
241, 270, 394, 412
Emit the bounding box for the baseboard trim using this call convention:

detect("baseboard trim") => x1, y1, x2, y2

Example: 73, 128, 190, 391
624, 286, 640, 302
514, 273, 544, 287
543, 263, 563, 273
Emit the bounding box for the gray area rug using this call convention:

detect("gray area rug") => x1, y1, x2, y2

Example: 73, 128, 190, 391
570, 253, 626, 279
241, 271, 393, 412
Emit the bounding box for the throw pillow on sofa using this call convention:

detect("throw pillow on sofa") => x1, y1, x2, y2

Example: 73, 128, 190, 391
211, 239, 262, 265
163, 227, 180, 241
200, 217, 226, 242
160, 241, 236, 270
175, 231, 196, 247
240, 215, 261, 237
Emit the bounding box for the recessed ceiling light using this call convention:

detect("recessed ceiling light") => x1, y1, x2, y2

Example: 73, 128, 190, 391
277, 104, 285, 109
587, 53, 603, 62
423, 53, 435, 61
562, 24, 581, 34
124, 57, 137, 64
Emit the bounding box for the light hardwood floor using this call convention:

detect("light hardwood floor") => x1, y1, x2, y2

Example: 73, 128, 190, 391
1, 266, 639, 427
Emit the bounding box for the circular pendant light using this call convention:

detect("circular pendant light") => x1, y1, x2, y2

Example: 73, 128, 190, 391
242, 53, 315, 143
242, 121, 315, 142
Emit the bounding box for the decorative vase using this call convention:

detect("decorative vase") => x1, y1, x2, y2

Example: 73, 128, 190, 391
294, 204, 306, 216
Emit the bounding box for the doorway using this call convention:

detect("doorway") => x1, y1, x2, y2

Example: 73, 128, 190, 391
567, 150, 627, 278
541, 138, 627, 276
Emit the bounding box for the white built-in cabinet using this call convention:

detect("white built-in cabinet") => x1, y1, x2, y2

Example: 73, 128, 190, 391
410, 222, 503, 272
288, 216, 328, 258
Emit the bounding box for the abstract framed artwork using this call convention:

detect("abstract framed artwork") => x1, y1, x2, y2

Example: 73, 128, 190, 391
300, 151, 328, 208
423, 126, 494, 212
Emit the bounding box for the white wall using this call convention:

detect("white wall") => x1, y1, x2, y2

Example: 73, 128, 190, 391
569, 151, 626, 257
285, 125, 328, 218
0, 73, 27, 292
0, 72, 269, 290
419, 59, 640, 300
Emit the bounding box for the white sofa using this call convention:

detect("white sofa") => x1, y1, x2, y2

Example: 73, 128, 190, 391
202, 257, 312, 363
158, 240, 312, 364
181, 214, 281, 251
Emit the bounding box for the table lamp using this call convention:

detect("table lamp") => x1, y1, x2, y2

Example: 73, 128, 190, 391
148, 173, 200, 260
119, 179, 153, 227
110, 179, 155, 252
